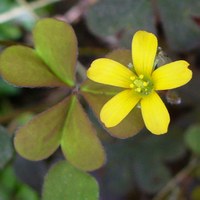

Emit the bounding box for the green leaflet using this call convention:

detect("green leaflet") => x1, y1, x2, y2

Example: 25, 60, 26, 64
61, 96, 106, 171
33, 18, 78, 86
0, 46, 65, 87
42, 161, 99, 200
14, 97, 71, 160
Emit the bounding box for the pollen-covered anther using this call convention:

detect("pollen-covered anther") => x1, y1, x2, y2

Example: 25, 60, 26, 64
143, 82, 148, 86
135, 88, 141, 92
139, 74, 144, 79
130, 83, 134, 88
130, 76, 135, 81
130, 74, 153, 95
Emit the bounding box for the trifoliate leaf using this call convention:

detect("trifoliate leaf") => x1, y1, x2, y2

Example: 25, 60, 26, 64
33, 18, 78, 86
14, 97, 71, 160
0, 46, 65, 87
42, 161, 99, 200
61, 96, 106, 171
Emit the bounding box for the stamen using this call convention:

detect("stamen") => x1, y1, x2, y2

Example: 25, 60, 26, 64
130, 76, 135, 81
130, 74, 153, 95
139, 75, 144, 79
143, 82, 148, 86
135, 88, 141, 93
130, 83, 134, 88
129, 73, 153, 95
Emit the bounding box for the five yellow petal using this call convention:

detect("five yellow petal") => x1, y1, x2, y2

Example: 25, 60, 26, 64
87, 30, 192, 135
152, 60, 192, 90
132, 30, 158, 77
87, 58, 135, 88
141, 91, 170, 134
100, 90, 141, 127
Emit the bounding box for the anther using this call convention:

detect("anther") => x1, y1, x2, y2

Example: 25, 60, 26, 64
139, 75, 144, 79
130, 76, 135, 81
135, 88, 141, 93
130, 83, 134, 88
143, 82, 148, 86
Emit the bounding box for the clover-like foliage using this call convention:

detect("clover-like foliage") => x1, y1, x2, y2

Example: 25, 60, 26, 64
0, 18, 105, 172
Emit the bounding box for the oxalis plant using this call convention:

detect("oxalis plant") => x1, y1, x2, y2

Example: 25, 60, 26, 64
0, 18, 192, 199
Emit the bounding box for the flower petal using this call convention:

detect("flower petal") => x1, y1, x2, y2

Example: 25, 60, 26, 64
132, 31, 158, 76
152, 60, 192, 90
87, 58, 135, 88
141, 91, 170, 135
100, 90, 141, 127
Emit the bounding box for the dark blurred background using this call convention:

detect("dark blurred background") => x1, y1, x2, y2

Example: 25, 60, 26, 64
0, 0, 200, 200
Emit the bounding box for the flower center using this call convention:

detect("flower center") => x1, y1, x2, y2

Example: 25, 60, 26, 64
129, 74, 153, 96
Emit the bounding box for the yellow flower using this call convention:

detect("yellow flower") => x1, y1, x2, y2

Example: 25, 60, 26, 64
87, 31, 192, 135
